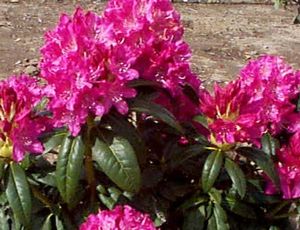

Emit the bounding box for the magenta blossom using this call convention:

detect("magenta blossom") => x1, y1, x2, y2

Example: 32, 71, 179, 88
79, 205, 157, 230
103, 0, 201, 121
199, 80, 266, 146
41, 2, 201, 133
265, 132, 300, 199
40, 8, 137, 136
0, 75, 47, 162
239, 55, 299, 134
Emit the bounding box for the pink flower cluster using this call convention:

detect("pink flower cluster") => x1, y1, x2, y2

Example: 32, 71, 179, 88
239, 55, 299, 135
265, 132, 300, 199
0, 75, 47, 162
79, 205, 157, 230
40, 8, 137, 136
199, 55, 299, 147
40, 0, 200, 135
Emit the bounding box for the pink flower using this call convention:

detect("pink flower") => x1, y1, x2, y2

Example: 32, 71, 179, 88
265, 132, 300, 199
199, 80, 265, 146
239, 55, 299, 134
41, 2, 201, 133
103, 0, 201, 121
79, 205, 157, 230
0, 75, 47, 162
40, 8, 138, 136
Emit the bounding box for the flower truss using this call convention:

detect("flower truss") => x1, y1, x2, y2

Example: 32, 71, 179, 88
239, 55, 299, 135
0, 75, 47, 162
80, 205, 157, 230
40, 0, 201, 136
199, 55, 300, 148
40, 8, 137, 136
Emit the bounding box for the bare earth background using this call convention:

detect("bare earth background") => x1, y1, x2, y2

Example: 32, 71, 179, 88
0, 1, 300, 86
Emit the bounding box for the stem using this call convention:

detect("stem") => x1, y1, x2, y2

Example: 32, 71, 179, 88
269, 200, 291, 217
84, 116, 96, 202
272, 211, 298, 220
31, 185, 53, 210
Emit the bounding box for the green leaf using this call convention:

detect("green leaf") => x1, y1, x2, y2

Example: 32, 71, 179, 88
179, 195, 209, 212
130, 99, 183, 133
98, 194, 116, 210
207, 205, 217, 230
261, 133, 277, 156
92, 136, 141, 193
5, 162, 32, 227
223, 195, 256, 219
107, 187, 122, 202
183, 206, 206, 230
0, 160, 6, 180
106, 113, 146, 164
0, 206, 10, 230
224, 158, 246, 198
43, 130, 67, 154
170, 144, 206, 169
41, 214, 53, 230
213, 204, 229, 230
208, 188, 222, 204
201, 151, 224, 193
237, 147, 280, 189
31, 172, 56, 187
55, 215, 64, 230
56, 135, 85, 204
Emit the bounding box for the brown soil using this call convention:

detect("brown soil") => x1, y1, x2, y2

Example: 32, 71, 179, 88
0, 1, 300, 85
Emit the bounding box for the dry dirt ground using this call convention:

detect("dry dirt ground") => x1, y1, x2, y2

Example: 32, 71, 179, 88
0, 1, 300, 85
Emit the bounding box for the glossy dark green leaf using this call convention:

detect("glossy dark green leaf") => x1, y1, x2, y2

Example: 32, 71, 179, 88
56, 135, 85, 204
237, 147, 280, 189
43, 130, 67, 154
223, 195, 256, 219
107, 187, 122, 202
92, 136, 141, 193
179, 195, 209, 211
208, 188, 222, 205
201, 151, 224, 193
170, 144, 206, 169
183, 206, 206, 230
106, 114, 146, 164
98, 194, 115, 210
207, 204, 217, 230
31, 172, 56, 187
224, 158, 246, 198
213, 204, 229, 230
261, 133, 277, 156
130, 99, 183, 133
5, 162, 32, 227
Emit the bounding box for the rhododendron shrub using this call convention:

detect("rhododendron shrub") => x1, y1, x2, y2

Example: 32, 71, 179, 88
1, 0, 300, 230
